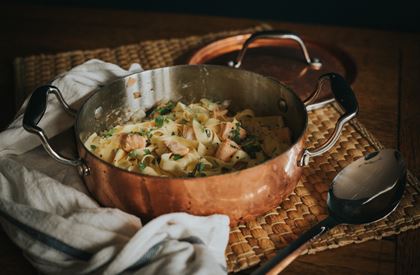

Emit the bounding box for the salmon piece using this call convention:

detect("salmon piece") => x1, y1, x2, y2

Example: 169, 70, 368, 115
182, 125, 195, 140
120, 133, 146, 152
220, 122, 247, 140
220, 122, 234, 140
215, 139, 239, 162
212, 108, 228, 119
165, 140, 190, 156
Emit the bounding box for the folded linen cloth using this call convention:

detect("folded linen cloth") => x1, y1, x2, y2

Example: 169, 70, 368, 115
0, 59, 230, 274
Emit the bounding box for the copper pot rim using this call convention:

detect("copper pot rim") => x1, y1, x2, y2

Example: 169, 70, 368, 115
75, 64, 309, 181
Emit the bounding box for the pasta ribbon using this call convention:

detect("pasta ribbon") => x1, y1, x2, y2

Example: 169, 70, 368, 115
85, 98, 291, 177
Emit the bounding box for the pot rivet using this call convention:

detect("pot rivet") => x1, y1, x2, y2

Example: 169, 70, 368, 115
95, 106, 104, 120
278, 99, 288, 113
77, 163, 91, 176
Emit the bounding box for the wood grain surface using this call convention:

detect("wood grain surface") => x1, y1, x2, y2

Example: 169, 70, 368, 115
0, 3, 419, 274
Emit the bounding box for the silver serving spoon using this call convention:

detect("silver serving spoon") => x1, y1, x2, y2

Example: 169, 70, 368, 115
252, 149, 407, 275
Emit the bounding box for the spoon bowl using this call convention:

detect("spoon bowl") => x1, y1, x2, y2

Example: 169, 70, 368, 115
252, 149, 407, 275
328, 149, 407, 224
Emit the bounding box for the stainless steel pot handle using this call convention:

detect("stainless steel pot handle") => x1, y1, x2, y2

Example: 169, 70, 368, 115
22, 85, 90, 176
298, 73, 359, 166
229, 30, 322, 70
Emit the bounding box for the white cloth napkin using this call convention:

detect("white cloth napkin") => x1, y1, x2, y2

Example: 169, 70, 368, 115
0, 59, 230, 274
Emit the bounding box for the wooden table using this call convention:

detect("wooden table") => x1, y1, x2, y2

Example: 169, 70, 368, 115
1, 4, 419, 274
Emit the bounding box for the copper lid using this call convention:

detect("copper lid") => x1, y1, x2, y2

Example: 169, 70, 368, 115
188, 31, 356, 103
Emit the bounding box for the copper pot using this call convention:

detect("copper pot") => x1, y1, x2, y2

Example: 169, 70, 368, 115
23, 65, 358, 225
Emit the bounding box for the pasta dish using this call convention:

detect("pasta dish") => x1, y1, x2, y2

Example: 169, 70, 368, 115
84, 99, 291, 177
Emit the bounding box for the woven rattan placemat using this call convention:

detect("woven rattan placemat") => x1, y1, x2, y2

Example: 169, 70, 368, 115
14, 25, 420, 273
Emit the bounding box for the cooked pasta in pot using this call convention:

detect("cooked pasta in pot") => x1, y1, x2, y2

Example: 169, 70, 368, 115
84, 99, 291, 177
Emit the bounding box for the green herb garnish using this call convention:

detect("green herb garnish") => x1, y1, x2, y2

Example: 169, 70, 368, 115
158, 101, 175, 115
90, 144, 97, 150
187, 162, 206, 177
240, 135, 262, 159
128, 150, 138, 158
146, 107, 157, 117
147, 101, 175, 117
230, 122, 242, 143
197, 162, 205, 173
155, 116, 164, 127
138, 162, 146, 170
137, 129, 153, 139
173, 154, 182, 160
144, 149, 152, 155
102, 128, 115, 137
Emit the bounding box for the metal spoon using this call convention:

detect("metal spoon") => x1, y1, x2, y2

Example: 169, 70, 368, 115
252, 149, 407, 275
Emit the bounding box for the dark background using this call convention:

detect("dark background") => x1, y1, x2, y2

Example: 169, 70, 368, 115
0, 2, 419, 275
0, 0, 419, 130
7, 0, 420, 32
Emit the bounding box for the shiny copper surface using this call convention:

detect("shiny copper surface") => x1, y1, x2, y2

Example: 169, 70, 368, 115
72, 65, 330, 225
78, 137, 304, 225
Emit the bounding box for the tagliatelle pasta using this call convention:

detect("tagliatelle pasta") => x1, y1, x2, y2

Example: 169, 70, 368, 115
84, 98, 292, 177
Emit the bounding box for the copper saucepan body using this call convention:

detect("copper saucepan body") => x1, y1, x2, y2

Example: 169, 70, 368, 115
23, 65, 358, 225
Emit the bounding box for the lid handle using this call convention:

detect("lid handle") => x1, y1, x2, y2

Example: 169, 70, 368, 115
229, 30, 322, 70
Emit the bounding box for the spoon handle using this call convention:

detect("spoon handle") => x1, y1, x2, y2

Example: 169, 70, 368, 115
251, 216, 339, 275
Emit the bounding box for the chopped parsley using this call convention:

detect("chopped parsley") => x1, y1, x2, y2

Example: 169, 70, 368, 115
90, 144, 97, 150
138, 129, 153, 139
148, 101, 175, 117
173, 154, 182, 160
240, 135, 262, 159
155, 116, 164, 127
158, 101, 175, 115
145, 107, 156, 117
128, 150, 138, 158
188, 162, 206, 177
197, 162, 205, 172
102, 128, 115, 138
138, 162, 146, 171
144, 149, 152, 155
230, 122, 242, 143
